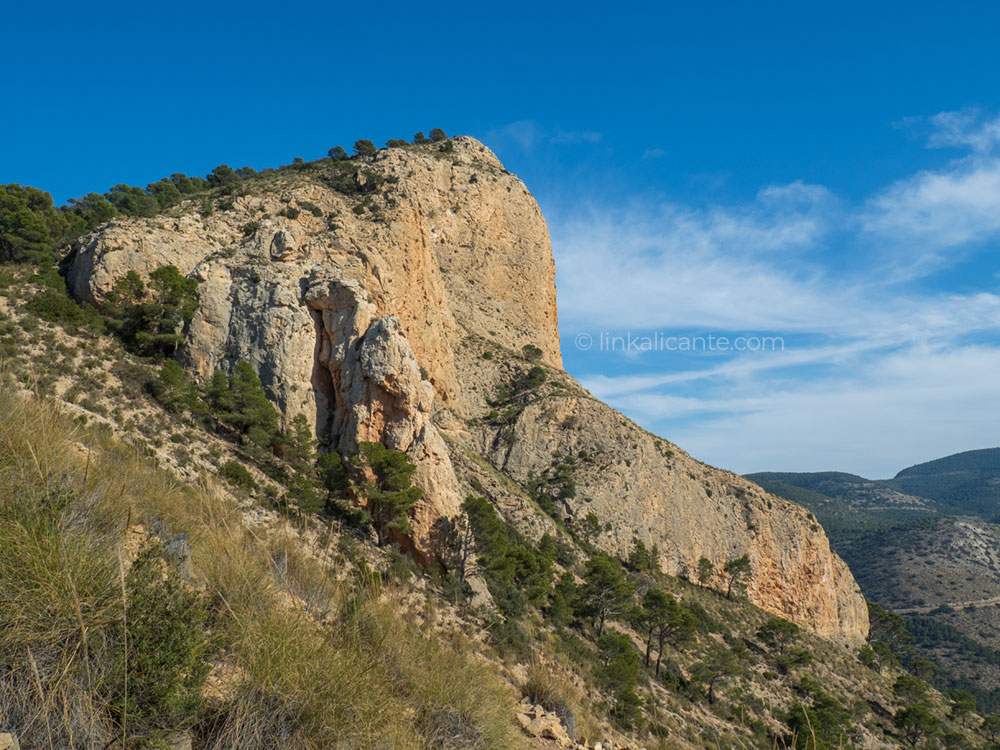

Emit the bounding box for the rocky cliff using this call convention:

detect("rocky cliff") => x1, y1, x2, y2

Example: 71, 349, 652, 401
67, 137, 868, 642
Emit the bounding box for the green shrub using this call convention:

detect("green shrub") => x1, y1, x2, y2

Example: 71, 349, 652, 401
523, 365, 547, 389
299, 201, 324, 217
25, 287, 102, 330
221, 460, 257, 491
240, 221, 259, 236
522, 344, 543, 361
105, 544, 214, 741
148, 359, 202, 414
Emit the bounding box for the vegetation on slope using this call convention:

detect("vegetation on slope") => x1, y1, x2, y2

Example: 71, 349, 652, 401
888, 448, 1000, 521
0, 390, 522, 749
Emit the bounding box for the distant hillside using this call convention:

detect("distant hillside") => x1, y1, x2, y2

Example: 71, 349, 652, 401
746, 477, 922, 544
746, 471, 936, 513
887, 448, 1000, 521
838, 517, 1000, 712
747, 460, 1000, 714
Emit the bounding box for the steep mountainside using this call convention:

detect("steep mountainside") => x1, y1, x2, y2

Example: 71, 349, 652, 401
66, 137, 867, 642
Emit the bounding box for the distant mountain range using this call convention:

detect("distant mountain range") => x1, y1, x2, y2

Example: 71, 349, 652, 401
746, 448, 1000, 712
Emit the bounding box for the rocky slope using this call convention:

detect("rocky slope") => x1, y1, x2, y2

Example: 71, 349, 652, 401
750, 462, 1000, 712
67, 137, 868, 642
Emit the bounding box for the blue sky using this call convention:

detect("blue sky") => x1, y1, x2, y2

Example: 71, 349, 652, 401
4, 1, 1000, 477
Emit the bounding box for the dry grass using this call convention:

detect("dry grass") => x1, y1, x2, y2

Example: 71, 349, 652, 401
0, 389, 524, 749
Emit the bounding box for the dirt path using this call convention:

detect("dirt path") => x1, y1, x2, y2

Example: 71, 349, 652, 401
894, 595, 1000, 615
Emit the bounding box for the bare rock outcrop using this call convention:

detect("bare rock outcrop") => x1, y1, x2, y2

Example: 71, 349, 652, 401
476, 394, 868, 642
66, 137, 868, 642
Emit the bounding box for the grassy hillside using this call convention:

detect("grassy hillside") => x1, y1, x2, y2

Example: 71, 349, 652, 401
0, 387, 522, 749
887, 449, 1000, 521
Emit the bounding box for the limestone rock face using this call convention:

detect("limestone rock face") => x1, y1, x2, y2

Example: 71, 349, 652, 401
67, 137, 868, 642
477, 394, 868, 642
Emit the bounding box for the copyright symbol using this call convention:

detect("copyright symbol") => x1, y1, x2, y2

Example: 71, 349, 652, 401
575, 332, 593, 350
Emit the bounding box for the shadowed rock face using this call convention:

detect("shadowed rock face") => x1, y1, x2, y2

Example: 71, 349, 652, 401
67, 137, 868, 643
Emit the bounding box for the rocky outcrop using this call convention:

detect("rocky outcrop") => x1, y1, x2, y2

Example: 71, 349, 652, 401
473, 393, 868, 642
305, 275, 462, 558
67, 137, 868, 642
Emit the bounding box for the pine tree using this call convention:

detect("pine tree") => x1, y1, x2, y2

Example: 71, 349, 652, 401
358, 442, 422, 545
577, 555, 633, 636
287, 413, 315, 467
697, 556, 714, 585
724, 554, 751, 599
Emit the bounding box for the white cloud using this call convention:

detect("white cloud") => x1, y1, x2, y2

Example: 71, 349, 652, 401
864, 157, 1000, 252
551, 185, 844, 334
551, 129, 602, 145
549, 111, 1000, 477
926, 109, 1000, 153
863, 110, 1000, 260
484, 120, 602, 151
661, 344, 1000, 477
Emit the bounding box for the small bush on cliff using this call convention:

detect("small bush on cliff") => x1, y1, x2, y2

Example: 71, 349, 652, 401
148, 359, 202, 415
221, 459, 257, 491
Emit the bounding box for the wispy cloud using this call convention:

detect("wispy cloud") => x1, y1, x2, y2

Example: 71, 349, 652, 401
926, 109, 1000, 153
551, 110, 1000, 477
551, 129, 602, 144
864, 110, 1000, 262
485, 120, 602, 152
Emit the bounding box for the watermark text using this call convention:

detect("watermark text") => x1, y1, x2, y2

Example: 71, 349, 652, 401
574, 331, 785, 353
